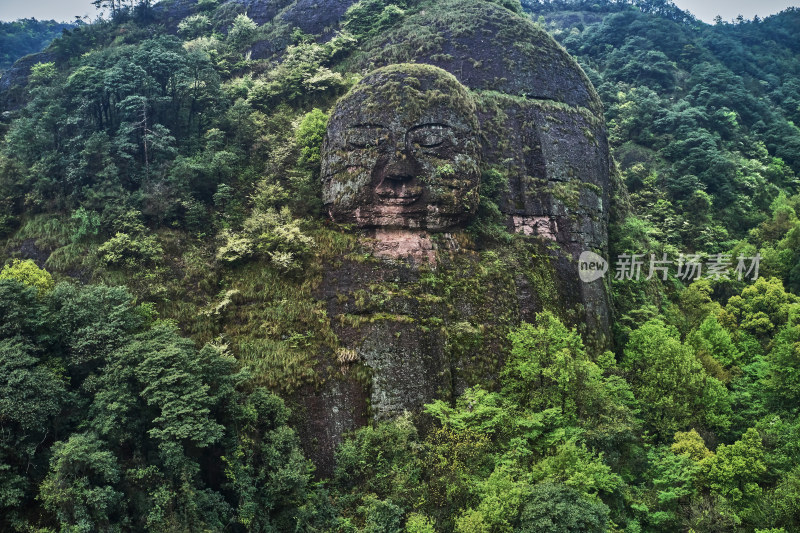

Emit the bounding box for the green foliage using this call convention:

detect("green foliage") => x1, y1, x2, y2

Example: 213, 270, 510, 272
687, 314, 741, 381
532, 440, 622, 497
177, 14, 212, 40
246, 34, 354, 109
671, 429, 713, 461
3, 1, 800, 531
296, 108, 329, 170
454, 465, 530, 532
222, 389, 318, 531
39, 433, 125, 532
504, 311, 601, 422
334, 413, 424, 509
721, 277, 799, 345
0, 337, 62, 433
771, 465, 800, 530
406, 513, 436, 533
516, 482, 610, 533
550, 1, 800, 262
0, 278, 318, 531
765, 322, 800, 411
332, 311, 633, 530
491, 0, 523, 14
0, 259, 54, 295
216, 206, 315, 271
622, 318, 731, 439
644, 444, 702, 530
121, 324, 225, 452
70, 207, 101, 243
468, 167, 511, 242
98, 231, 163, 270
503, 311, 638, 452
705, 427, 767, 522
227, 14, 258, 51
360, 495, 404, 532
28, 61, 57, 85
344, 0, 413, 41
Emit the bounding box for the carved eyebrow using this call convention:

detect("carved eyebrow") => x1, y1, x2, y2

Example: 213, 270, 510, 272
348, 123, 388, 130
346, 124, 389, 148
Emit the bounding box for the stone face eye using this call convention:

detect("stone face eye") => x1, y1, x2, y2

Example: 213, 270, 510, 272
347, 125, 388, 148
409, 124, 450, 148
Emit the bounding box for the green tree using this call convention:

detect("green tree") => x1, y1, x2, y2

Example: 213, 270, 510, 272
515, 482, 609, 533
0, 335, 65, 523
503, 311, 602, 423
177, 14, 211, 40
644, 445, 702, 531
227, 14, 258, 51
296, 108, 329, 170
765, 322, 800, 411
334, 414, 424, 511
705, 427, 767, 520
721, 277, 799, 345
222, 389, 317, 531
39, 433, 125, 532
343, 0, 411, 40
0, 259, 54, 296
622, 318, 731, 438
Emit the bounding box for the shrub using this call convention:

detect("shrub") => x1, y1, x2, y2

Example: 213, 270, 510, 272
227, 14, 258, 51
296, 108, 329, 170
177, 14, 212, 40
98, 232, 163, 270
0, 259, 54, 295
216, 207, 314, 272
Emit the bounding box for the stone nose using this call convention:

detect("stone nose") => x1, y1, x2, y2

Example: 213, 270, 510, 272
382, 155, 417, 183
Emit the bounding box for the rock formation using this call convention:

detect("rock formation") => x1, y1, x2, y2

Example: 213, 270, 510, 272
304, 0, 613, 473
322, 64, 481, 231
0, 51, 54, 112
321, 64, 482, 259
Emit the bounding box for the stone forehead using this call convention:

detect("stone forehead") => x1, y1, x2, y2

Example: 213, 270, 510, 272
330, 64, 478, 130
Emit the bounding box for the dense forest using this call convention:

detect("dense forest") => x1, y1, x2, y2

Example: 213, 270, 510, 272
1, 0, 800, 531
0, 19, 76, 72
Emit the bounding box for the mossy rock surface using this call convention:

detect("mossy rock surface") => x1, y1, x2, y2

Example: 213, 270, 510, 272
354, 0, 603, 114
0, 51, 55, 111
475, 92, 609, 250
303, 0, 612, 473
230, 0, 360, 58
301, 230, 611, 474
321, 64, 482, 230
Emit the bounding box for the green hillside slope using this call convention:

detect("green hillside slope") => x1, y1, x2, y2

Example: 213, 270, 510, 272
1, 1, 800, 531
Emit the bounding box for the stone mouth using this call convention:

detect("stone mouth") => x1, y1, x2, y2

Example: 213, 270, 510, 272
377, 192, 422, 205
375, 182, 423, 205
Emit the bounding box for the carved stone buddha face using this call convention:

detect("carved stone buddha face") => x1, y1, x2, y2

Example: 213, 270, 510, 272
321, 64, 481, 230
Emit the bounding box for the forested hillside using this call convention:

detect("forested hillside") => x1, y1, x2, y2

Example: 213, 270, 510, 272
0, 19, 76, 72
531, 0, 800, 350
1, 0, 800, 531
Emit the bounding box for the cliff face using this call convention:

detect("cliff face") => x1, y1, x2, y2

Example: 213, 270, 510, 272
305, 0, 612, 473
0, 51, 55, 111
232, 0, 358, 34
230, 0, 360, 58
